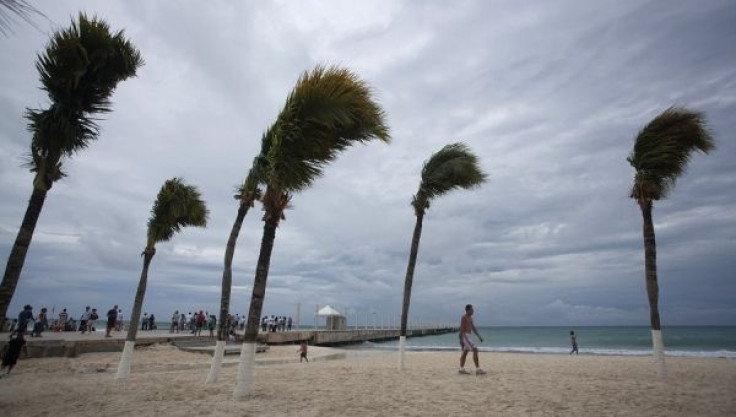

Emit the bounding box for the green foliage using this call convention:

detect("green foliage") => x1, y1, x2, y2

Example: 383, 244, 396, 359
628, 107, 715, 202
24, 13, 143, 179
262, 65, 390, 194
235, 125, 275, 199
147, 178, 209, 246
412, 142, 487, 215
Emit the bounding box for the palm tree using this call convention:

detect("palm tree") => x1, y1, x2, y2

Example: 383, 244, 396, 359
0, 14, 143, 328
116, 178, 208, 379
233, 65, 390, 399
628, 106, 714, 376
398, 143, 487, 371
205, 164, 263, 384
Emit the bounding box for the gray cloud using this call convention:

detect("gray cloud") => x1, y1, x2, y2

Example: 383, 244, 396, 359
1, 0, 735, 326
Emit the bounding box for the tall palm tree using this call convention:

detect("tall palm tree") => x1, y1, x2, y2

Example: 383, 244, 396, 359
628, 106, 714, 376
116, 178, 208, 379
398, 143, 487, 371
205, 162, 264, 384
233, 65, 390, 399
0, 14, 143, 328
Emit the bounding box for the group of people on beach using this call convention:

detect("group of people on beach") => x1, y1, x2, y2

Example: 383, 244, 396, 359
166, 310, 293, 338
261, 315, 293, 332
1, 304, 120, 377
6, 304, 300, 339
5, 304, 123, 337
167, 310, 218, 337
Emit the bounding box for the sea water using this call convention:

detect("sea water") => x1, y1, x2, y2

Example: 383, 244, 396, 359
353, 326, 736, 358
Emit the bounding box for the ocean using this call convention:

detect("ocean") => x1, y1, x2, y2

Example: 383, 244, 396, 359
353, 326, 736, 359
36, 321, 736, 359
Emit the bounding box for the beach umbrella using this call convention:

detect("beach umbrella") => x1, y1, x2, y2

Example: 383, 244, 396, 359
627, 106, 714, 376
398, 143, 486, 371
233, 65, 390, 399
116, 178, 208, 379
0, 14, 142, 328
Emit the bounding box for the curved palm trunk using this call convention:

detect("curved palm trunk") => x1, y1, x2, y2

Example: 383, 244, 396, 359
116, 247, 155, 380
639, 200, 666, 376
0, 188, 47, 328
234, 212, 279, 399
398, 212, 424, 371
206, 201, 251, 385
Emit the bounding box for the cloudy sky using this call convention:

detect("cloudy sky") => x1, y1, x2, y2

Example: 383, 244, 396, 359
1, 0, 734, 327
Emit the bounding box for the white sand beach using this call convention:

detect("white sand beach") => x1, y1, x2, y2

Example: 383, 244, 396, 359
0, 344, 734, 416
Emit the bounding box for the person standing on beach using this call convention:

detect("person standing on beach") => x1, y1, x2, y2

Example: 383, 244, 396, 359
207, 314, 216, 338
458, 304, 486, 375
57, 308, 68, 331
17, 305, 34, 335
116, 309, 124, 332
79, 306, 91, 333
298, 340, 308, 362
189, 312, 196, 333
170, 310, 180, 333
31, 307, 48, 337
570, 330, 578, 355
87, 308, 99, 333
106, 305, 118, 337
195, 310, 205, 336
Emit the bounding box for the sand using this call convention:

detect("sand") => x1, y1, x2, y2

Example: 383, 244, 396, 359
0, 344, 734, 416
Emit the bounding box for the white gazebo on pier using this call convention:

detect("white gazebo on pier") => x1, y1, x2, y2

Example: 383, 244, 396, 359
317, 305, 346, 330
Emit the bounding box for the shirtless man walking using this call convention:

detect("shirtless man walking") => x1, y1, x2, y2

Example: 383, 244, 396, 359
459, 304, 486, 375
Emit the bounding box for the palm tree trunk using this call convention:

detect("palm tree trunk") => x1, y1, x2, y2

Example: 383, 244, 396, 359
234, 212, 279, 399
639, 200, 666, 376
206, 201, 250, 385
0, 188, 47, 328
398, 212, 424, 371
116, 247, 155, 380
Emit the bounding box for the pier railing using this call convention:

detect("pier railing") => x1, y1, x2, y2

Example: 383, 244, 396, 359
258, 327, 457, 346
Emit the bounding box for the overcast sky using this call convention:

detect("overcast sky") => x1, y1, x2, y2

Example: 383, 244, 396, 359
1, 0, 734, 327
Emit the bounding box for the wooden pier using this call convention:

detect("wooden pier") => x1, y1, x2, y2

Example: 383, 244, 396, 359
4, 327, 457, 358
259, 327, 457, 346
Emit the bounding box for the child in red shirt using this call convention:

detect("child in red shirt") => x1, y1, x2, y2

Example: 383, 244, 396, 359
298, 341, 308, 363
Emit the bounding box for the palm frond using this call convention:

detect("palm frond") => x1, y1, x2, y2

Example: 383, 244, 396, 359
25, 106, 99, 159
265, 65, 390, 193
24, 144, 66, 188
35, 13, 143, 113
235, 162, 264, 204
147, 178, 209, 245
25, 13, 142, 161
0, 0, 46, 36
629, 106, 715, 201
413, 142, 487, 214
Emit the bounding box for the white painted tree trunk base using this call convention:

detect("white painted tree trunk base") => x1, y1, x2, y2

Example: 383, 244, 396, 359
652, 330, 667, 376
116, 341, 136, 380
398, 336, 406, 371
233, 342, 256, 400
205, 340, 226, 384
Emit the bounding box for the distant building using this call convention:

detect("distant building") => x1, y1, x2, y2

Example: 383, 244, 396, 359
317, 305, 346, 330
